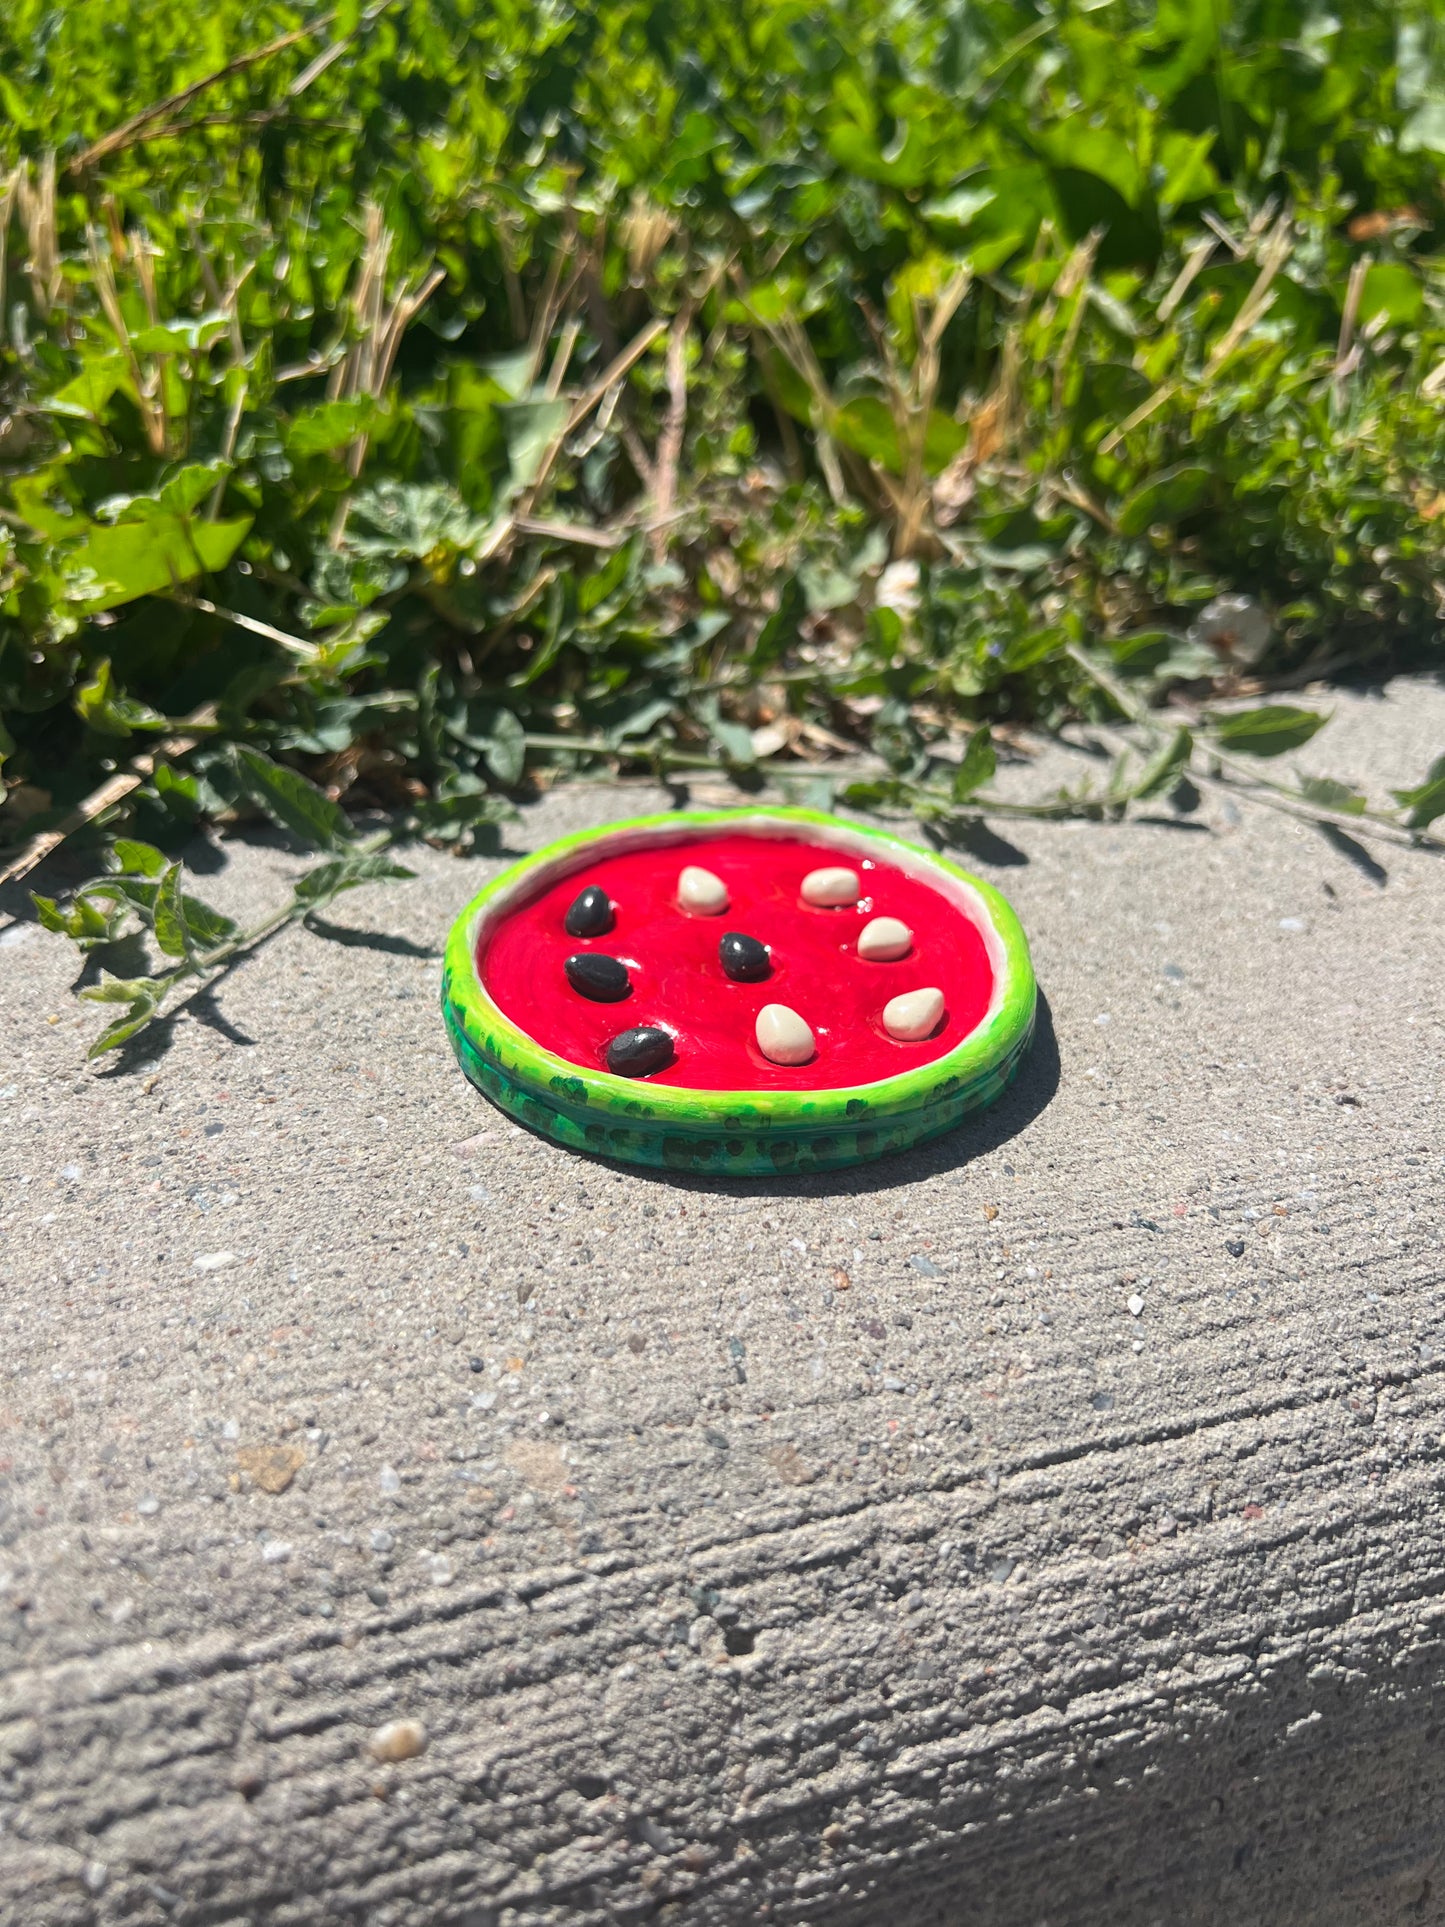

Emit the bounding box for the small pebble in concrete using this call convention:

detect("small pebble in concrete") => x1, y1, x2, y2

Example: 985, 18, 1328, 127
564, 885, 613, 938
882, 987, 945, 1041
756, 1004, 814, 1066
605, 1026, 675, 1078
564, 953, 631, 1002
677, 865, 729, 914
1127, 1294, 1145, 1317
857, 916, 912, 961
237, 1442, 304, 1494
367, 1718, 428, 1763
801, 866, 859, 907
719, 932, 770, 982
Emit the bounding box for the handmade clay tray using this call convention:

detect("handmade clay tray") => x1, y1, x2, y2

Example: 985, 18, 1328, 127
441, 807, 1036, 1175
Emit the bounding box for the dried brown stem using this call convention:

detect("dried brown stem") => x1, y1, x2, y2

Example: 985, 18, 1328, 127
0, 708, 217, 890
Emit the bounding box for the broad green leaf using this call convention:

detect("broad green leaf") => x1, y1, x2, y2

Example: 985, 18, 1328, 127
153, 765, 201, 818
799, 561, 859, 613
483, 707, 526, 787
1401, 101, 1445, 154
499, 397, 570, 490
840, 777, 912, 810
1109, 629, 1181, 673
951, 726, 996, 802
233, 746, 354, 851
88, 993, 162, 1058
61, 513, 253, 614
74, 660, 167, 737
84, 877, 160, 912
693, 694, 755, 768
79, 975, 167, 1004
153, 463, 233, 519
826, 117, 933, 188
285, 397, 381, 457
1133, 726, 1194, 799
1116, 465, 1211, 536
600, 696, 674, 747
128, 316, 230, 355
1297, 775, 1366, 816
1000, 628, 1066, 672
291, 853, 417, 908
42, 356, 129, 421
1035, 121, 1142, 206
1156, 130, 1219, 208
151, 863, 190, 957
1210, 706, 1328, 757
831, 396, 899, 468
1357, 264, 1424, 330
831, 398, 968, 478
482, 350, 537, 400
33, 893, 117, 946
1391, 754, 1445, 828
179, 896, 239, 949
752, 578, 804, 669
112, 839, 169, 877
921, 182, 997, 226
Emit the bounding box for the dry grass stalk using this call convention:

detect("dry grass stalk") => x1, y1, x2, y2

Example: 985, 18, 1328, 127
329, 201, 445, 481
621, 193, 676, 288
15, 154, 61, 318
520, 314, 668, 508
0, 169, 18, 331
737, 289, 848, 506
1100, 213, 1293, 455
66, 18, 327, 175
1050, 230, 1102, 415
1202, 213, 1292, 376
187, 219, 255, 513
861, 265, 972, 557
649, 304, 694, 558
1157, 234, 1216, 323
0, 706, 217, 889
86, 225, 168, 455
1334, 254, 1370, 404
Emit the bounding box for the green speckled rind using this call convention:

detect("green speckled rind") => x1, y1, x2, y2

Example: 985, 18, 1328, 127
440, 808, 1036, 1175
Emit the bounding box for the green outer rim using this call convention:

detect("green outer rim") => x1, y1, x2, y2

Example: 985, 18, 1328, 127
440, 807, 1036, 1174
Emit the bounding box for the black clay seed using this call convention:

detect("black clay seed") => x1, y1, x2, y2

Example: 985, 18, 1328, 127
564, 885, 613, 938
565, 953, 631, 1002
719, 931, 770, 982
605, 1026, 674, 1078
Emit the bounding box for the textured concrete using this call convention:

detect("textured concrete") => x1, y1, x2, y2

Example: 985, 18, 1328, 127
1, 681, 1443, 1927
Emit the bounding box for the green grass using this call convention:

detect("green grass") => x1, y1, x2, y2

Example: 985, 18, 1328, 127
3, 0, 1445, 940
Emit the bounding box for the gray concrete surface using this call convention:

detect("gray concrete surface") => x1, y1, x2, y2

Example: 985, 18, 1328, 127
1, 681, 1443, 1927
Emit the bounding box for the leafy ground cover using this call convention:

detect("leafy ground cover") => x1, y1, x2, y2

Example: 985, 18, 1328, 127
3, 0, 1445, 1051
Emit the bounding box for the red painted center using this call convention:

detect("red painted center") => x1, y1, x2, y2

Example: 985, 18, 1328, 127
478, 833, 995, 1090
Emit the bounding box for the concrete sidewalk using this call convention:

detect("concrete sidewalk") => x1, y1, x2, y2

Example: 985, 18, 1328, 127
1, 682, 1443, 1926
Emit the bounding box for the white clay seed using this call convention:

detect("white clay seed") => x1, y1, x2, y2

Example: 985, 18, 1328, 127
677, 865, 729, 915
857, 915, 913, 961
755, 1004, 815, 1066
882, 987, 945, 1042
800, 865, 859, 907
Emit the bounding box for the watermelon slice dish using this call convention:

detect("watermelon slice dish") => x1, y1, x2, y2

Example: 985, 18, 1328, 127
441, 808, 1036, 1176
